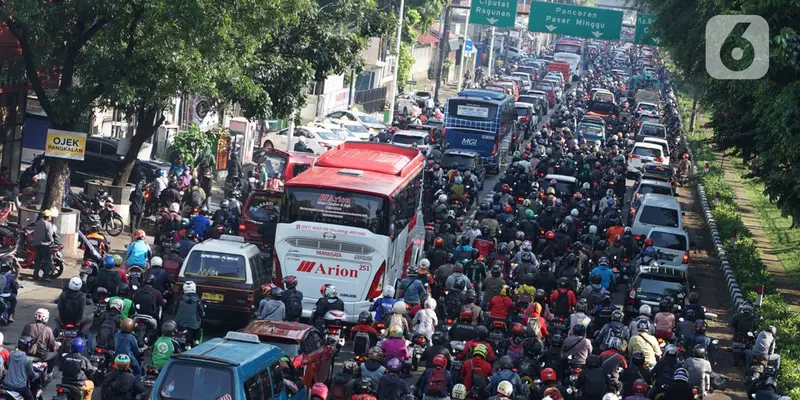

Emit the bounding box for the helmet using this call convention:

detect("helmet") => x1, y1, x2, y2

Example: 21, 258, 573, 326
342, 359, 358, 374
452, 384, 468, 400
501, 184, 510, 193
531, 302, 543, 314
550, 333, 564, 347
183, 281, 197, 295
636, 319, 650, 332
558, 277, 569, 288
121, 318, 135, 333
475, 325, 489, 340
389, 326, 403, 338
589, 225, 598, 234
490, 264, 502, 276
133, 229, 146, 241
688, 292, 699, 304
632, 351, 646, 366
503, 205, 513, 214
432, 331, 446, 346
393, 301, 407, 315
639, 304, 651, 316
407, 264, 419, 276
170, 203, 181, 213
659, 299, 671, 312
114, 354, 132, 371
324, 285, 338, 298
573, 324, 586, 337
525, 209, 535, 219
521, 252, 533, 263
571, 208, 579, 217
453, 276, 466, 290
576, 299, 588, 313
632, 379, 648, 394
383, 285, 395, 298
161, 320, 177, 337
515, 231, 525, 240
387, 358, 402, 373
599, 256, 609, 266
220, 199, 230, 210
766, 325, 777, 335
271, 287, 284, 299
545, 231, 555, 240
143, 273, 155, 286
358, 311, 373, 324
590, 274, 602, 284
541, 367, 557, 381
460, 308, 474, 322
68, 276, 83, 291
104, 256, 116, 269
511, 323, 525, 337
587, 355, 601, 368
433, 354, 448, 369
644, 237, 654, 247
110, 298, 124, 312
283, 275, 298, 289
368, 346, 384, 360
465, 290, 477, 303
16, 336, 35, 352
712, 377, 727, 392
693, 344, 707, 358
311, 382, 329, 399
497, 381, 513, 396
434, 237, 444, 247
35, 308, 49, 323
664, 345, 678, 356
419, 259, 430, 271
438, 194, 448, 203
113, 254, 123, 267
472, 344, 488, 359
71, 337, 85, 353
695, 319, 708, 333
673, 368, 689, 382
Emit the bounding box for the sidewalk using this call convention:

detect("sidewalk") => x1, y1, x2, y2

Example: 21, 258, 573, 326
716, 151, 800, 312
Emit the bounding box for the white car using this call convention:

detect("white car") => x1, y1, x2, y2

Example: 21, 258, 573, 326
628, 142, 665, 174
642, 137, 671, 166
391, 130, 431, 152
261, 126, 342, 154
630, 193, 683, 241
323, 110, 386, 136
396, 95, 423, 115
635, 101, 660, 118
340, 122, 373, 141
646, 226, 691, 271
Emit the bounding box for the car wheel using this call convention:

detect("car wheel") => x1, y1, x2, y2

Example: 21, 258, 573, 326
264, 141, 274, 150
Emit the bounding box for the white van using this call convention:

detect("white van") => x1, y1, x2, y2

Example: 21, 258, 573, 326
642, 137, 671, 166
631, 193, 683, 241
628, 142, 665, 173
646, 226, 691, 271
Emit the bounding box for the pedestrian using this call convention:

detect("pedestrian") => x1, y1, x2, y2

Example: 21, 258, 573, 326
129, 182, 146, 235
32, 208, 58, 280
198, 163, 213, 207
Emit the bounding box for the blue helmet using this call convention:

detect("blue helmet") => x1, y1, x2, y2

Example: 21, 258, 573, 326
155, 169, 164, 178
598, 257, 609, 266
645, 246, 656, 255
607, 198, 615, 207
71, 337, 85, 353
104, 256, 116, 269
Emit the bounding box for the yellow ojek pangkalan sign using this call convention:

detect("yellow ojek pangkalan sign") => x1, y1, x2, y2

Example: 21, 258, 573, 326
44, 129, 87, 161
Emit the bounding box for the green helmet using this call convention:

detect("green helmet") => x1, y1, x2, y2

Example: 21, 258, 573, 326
525, 209, 535, 219
513, 151, 521, 158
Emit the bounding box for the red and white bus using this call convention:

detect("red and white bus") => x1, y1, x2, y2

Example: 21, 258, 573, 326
273, 142, 426, 322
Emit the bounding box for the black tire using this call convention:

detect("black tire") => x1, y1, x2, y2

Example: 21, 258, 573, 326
51, 259, 64, 278
105, 216, 124, 237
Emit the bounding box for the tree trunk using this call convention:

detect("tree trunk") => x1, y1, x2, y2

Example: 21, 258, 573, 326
41, 158, 69, 211
113, 107, 164, 186
689, 91, 699, 133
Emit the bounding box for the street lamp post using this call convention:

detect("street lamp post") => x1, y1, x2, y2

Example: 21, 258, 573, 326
387, 0, 406, 120
487, 27, 496, 75
457, 9, 471, 91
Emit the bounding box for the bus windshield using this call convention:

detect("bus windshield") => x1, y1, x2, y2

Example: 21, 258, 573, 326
447, 99, 498, 121
555, 43, 582, 55
282, 186, 388, 234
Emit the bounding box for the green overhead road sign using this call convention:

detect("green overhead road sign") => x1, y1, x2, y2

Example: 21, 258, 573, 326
470, 0, 518, 28
634, 13, 660, 45
527, 2, 623, 40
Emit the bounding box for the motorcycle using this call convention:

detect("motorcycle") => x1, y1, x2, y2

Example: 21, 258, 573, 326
566, 355, 582, 397
133, 314, 159, 347
56, 323, 80, 353
70, 190, 124, 237
53, 383, 85, 400
127, 265, 144, 287
677, 169, 689, 186
549, 316, 568, 337
79, 260, 98, 291
89, 346, 114, 386
1, 361, 47, 399
731, 331, 751, 367
488, 320, 508, 353
410, 333, 429, 371
142, 365, 161, 395
450, 341, 466, 381
323, 310, 347, 352
175, 325, 203, 351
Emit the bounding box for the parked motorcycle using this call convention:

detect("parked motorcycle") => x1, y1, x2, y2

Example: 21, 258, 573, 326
142, 365, 161, 395
70, 190, 124, 237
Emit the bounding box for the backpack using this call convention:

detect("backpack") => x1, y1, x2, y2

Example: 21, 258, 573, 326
586, 285, 604, 309
351, 395, 376, 400
517, 293, 532, 307
330, 380, 350, 400
353, 331, 372, 356
542, 387, 564, 400
190, 189, 203, 207
471, 367, 489, 397
285, 290, 304, 319
445, 292, 463, 318
134, 288, 155, 315
64, 294, 84, 318
554, 289, 570, 315
602, 323, 625, 349
506, 340, 525, 361
426, 368, 447, 396
97, 315, 120, 349
527, 316, 543, 340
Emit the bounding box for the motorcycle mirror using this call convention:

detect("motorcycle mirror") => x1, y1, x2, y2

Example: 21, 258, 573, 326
135, 303, 141, 310
132, 285, 138, 291
712, 339, 719, 345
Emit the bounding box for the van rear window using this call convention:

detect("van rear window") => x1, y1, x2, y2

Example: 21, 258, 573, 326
639, 124, 666, 138
649, 231, 687, 250
184, 251, 247, 281
157, 362, 233, 400
639, 205, 679, 228
633, 146, 662, 158
534, 82, 553, 92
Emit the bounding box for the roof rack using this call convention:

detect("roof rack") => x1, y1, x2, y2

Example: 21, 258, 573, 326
170, 354, 240, 366
224, 331, 261, 344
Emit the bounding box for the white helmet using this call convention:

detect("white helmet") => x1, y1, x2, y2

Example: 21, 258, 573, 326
324, 285, 338, 298
110, 298, 124, 312
639, 304, 652, 316
424, 298, 437, 310
452, 384, 467, 400
497, 381, 514, 396
602, 394, 620, 400
150, 256, 163, 267
183, 281, 197, 295
68, 276, 83, 291
582, 182, 590, 190
169, 203, 180, 213
419, 258, 431, 269
393, 301, 407, 314
447, 210, 456, 219
438, 194, 448, 204
589, 225, 598, 234
383, 285, 395, 298
571, 208, 579, 217
35, 308, 50, 323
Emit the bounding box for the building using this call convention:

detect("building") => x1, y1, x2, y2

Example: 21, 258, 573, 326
0, 22, 27, 179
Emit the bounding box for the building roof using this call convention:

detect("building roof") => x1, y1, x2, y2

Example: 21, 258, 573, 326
418, 32, 439, 45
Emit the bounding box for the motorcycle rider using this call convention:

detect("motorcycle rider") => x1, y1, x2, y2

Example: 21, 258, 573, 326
462, 326, 496, 363
397, 264, 428, 307
750, 377, 782, 400
530, 368, 568, 400
568, 299, 592, 336
550, 277, 577, 318
377, 358, 412, 399
648, 344, 681, 398
0, 260, 18, 322
682, 292, 706, 322
147, 256, 172, 295
101, 354, 145, 400
190, 206, 212, 240
684, 344, 713, 397
583, 274, 609, 311
125, 230, 151, 269
482, 263, 506, 306
212, 199, 239, 232
381, 326, 410, 365
115, 318, 147, 379
412, 298, 438, 343
590, 257, 616, 291
32, 208, 58, 280
360, 347, 386, 382
60, 337, 95, 400
280, 275, 304, 322
256, 284, 286, 321
414, 353, 453, 399
464, 249, 486, 298
449, 308, 478, 342
731, 301, 758, 338
654, 300, 676, 341
426, 238, 449, 270
158, 181, 181, 209
370, 285, 396, 323
82, 222, 109, 262
624, 379, 650, 400
133, 273, 165, 322
662, 368, 694, 400
628, 305, 655, 337
173, 281, 204, 348
5, 336, 41, 400
621, 352, 653, 396
56, 276, 93, 338
577, 355, 607, 400
422, 331, 453, 369
487, 285, 514, 324
151, 320, 181, 369
563, 323, 593, 368
488, 356, 524, 396
627, 319, 661, 368
312, 285, 345, 330
149, 170, 169, 202
461, 344, 493, 395
749, 325, 780, 371
685, 319, 712, 352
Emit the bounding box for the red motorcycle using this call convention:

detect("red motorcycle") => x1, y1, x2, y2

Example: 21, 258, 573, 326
0, 221, 64, 278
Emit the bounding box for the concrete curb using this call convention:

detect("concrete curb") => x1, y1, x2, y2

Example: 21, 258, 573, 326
681, 127, 744, 310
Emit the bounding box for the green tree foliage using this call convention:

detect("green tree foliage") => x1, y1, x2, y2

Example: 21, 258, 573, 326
639, 0, 800, 224
170, 125, 217, 167
397, 42, 415, 91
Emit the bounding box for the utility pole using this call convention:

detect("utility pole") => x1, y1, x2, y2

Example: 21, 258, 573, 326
456, 9, 470, 91
433, 5, 452, 104
286, 113, 295, 152
387, 0, 406, 119
487, 27, 496, 75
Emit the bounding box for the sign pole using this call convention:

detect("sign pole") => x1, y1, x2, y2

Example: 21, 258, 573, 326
387, 0, 406, 119
286, 114, 295, 152
457, 9, 471, 91
487, 27, 496, 75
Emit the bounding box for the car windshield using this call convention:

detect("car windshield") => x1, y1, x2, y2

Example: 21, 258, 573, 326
156, 362, 233, 400
315, 130, 340, 140
639, 103, 658, 112
639, 124, 666, 138
426, 119, 443, 128
539, 178, 574, 196
639, 205, 679, 227
579, 124, 604, 141
633, 146, 662, 158
246, 192, 282, 223
650, 231, 688, 251
517, 96, 539, 105
264, 152, 288, 178
637, 184, 672, 196
393, 134, 425, 145
637, 277, 684, 296
259, 337, 301, 357
357, 114, 382, 124
534, 82, 553, 91
441, 154, 475, 170
184, 251, 247, 281
344, 124, 368, 133
515, 107, 531, 117
328, 127, 350, 139
640, 117, 660, 125
283, 187, 388, 234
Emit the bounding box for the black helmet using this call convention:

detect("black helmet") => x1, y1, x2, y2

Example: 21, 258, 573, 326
493, 193, 502, 203
586, 355, 601, 368
597, 240, 608, 250
498, 242, 509, 254
573, 324, 586, 337
480, 202, 489, 211
498, 356, 513, 370
631, 351, 645, 366
659, 299, 671, 312
190, 178, 198, 186
692, 344, 707, 359
521, 252, 533, 263
550, 333, 564, 347
524, 273, 535, 286
432, 331, 446, 346
487, 210, 496, 218
471, 248, 480, 259
564, 253, 576, 266
590, 274, 602, 284
475, 326, 489, 340
358, 311, 373, 324
454, 277, 467, 291
185, 229, 197, 240
490, 264, 502, 276
466, 290, 477, 303
688, 292, 699, 304
459, 235, 470, 246
443, 223, 452, 233
16, 336, 35, 353
271, 287, 284, 299
161, 320, 177, 337
558, 277, 569, 288
143, 273, 155, 285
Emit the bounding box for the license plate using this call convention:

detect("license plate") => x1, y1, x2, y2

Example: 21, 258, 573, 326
130, 272, 142, 278
733, 342, 746, 349
202, 292, 224, 302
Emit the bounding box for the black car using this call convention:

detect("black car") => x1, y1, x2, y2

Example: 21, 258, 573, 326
625, 264, 688, 320
441, 149, 485, 190
70, 137, 169, 185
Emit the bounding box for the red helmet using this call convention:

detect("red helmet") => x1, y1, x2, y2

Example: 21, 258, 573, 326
501, 184, 511, 193
525, 144, 532, 151
283, 275, 298, 289
311, 382, 329, 399
633, 379, 648, 394
433, 354, 448, 369
541, 368, 557, 381
522, 153, 529, 160
511, 323, 525, 336
434, 237, 444, 247
573, 193, 583, 200
503, 205, 513, 214
460, 308, 474, 322
683, 153, 690, 159
545, 231, 555, 240
644, 238, 654, 247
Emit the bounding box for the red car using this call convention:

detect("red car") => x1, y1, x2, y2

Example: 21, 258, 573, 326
238, 189, 282, 246
260, 148, 316, 183
242, 321, 335, 388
